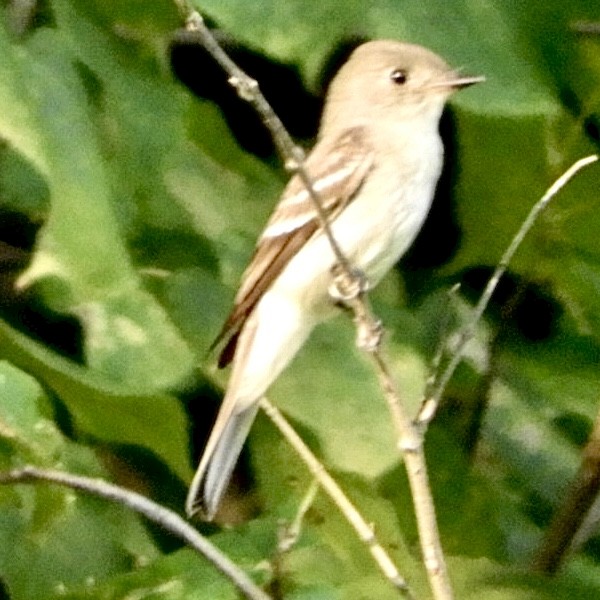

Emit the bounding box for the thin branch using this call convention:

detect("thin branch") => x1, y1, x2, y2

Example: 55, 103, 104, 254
271, 480, 319, 598
176, 6, 450, 598
417, 154, 599, 426
421, 284, 462, 424
0, 466, 272, 600
174, 3, 354, 278
369, 353, 451, 600
532, 410, 600, 574
571, 21, 600, 35
259, 398, 416, 599
277, 479, 319, 554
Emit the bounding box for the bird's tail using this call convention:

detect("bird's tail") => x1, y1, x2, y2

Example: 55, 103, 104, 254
186, 295, 316, 519
185, 400, 259, 519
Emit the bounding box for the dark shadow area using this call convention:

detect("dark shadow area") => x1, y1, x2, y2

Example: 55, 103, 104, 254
0, 578, 10, 600
170, 27, 373, 157
182, 383, 258, 524
0, 208, 84, 362
460, 266, 562, 342
170, 28, 322, 159
98, 443, 197, 549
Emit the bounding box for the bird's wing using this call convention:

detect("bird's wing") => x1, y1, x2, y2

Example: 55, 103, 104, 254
213, 126, 374, 367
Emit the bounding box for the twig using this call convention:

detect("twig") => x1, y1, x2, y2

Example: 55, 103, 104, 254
571, 21, 600, 35
173, 1, 354, 278
0, 466, 272, 600
421, 284, 462, 424
271, 480, 319, 598
176, 6, 449, 597
417, 155, 599, 426
532, 410, 600, 574
277, 480, 319, 554
369, 353, 451, 600
259, 398, 415, 599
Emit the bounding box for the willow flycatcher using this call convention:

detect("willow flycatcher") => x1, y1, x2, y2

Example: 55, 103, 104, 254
186, 40, 483, 519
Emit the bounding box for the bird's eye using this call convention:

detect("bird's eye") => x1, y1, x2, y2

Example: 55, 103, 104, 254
390, 69, 408, 85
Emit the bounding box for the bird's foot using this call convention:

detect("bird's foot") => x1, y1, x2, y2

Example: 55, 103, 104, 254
329, 263, 370, 303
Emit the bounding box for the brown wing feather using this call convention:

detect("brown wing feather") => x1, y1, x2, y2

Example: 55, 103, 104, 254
214, 220, 318, 367
213, 127, 373, 367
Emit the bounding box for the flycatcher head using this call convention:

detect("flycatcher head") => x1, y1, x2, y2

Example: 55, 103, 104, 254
321, 40, 483, 134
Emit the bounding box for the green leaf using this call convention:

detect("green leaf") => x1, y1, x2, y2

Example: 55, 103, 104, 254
484, 323, 600, 524
0, 9, 195, 392
0, 318, 192, 482
0, 361, 61, 464
0, 362, 160, 600
56, 546, 268, 600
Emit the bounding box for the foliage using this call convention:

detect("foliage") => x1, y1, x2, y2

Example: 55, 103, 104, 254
0, 0, 599, 598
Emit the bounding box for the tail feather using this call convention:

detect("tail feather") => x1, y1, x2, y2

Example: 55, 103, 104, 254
185, 403, 259, 519
187, 294, 315, 519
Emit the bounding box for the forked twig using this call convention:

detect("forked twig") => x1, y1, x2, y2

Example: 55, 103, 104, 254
259, 398, 415, 598
276, 479, 320, 554
417, 155, 598, 426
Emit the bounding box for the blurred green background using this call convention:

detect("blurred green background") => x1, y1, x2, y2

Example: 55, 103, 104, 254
0, 0, 599, 598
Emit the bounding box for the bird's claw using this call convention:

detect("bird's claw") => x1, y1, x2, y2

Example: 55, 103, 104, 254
329, 264, 370, 303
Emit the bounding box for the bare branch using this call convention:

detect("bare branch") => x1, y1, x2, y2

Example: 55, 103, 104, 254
369, 353, 451, 600
259, 398, 415, 598
0, 466, 272, 600
417, 155, 599, 427
176, 6, 452, 597
277, 480, 319, 554
571, 21, 600, 35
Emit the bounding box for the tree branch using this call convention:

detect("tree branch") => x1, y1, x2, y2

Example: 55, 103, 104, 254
259, 398, 415, 598
174, 5, 453, 598
0, 466, 272, 600
417, 154, 599, 427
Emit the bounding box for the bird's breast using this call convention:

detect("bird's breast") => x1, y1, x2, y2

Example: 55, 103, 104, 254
334, 136, 443, 283
270, 132, 443, 316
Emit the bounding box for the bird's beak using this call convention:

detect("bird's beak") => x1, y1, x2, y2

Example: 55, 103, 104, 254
447, 74, 486, 89
428, 73, 485, 91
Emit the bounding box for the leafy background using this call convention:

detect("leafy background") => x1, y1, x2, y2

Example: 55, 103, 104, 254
0, 0, 600, 598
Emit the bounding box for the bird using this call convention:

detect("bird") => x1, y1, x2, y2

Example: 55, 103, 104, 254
186, 39, 483, 519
